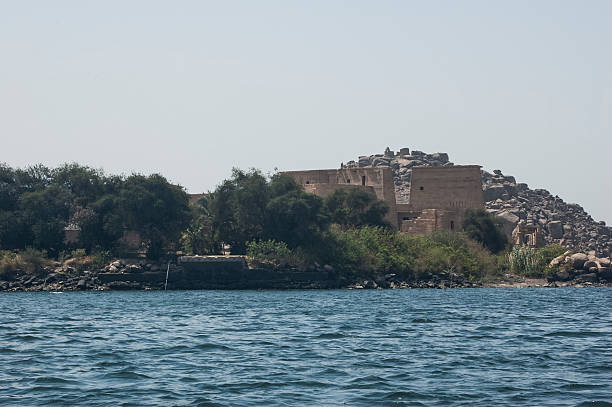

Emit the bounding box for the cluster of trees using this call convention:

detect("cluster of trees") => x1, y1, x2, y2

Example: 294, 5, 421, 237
1, 163, 511, 274
0, 163, 190, 258
0, 164, 390, 260
182, 169, 390, 255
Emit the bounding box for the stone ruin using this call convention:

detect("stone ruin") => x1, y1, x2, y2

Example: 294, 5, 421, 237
341, 147, 611, 258
282, 163, 484, 236
512, 222, 544, 248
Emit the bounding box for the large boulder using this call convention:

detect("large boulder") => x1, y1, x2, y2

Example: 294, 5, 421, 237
372, 157, 390, 167
497, 211, 520, 225
548, 221, 564, 239
492, 210, 520, 237
570, 253, 588, 270
484, 185, 506, 201
597, 267, 612, 282
583, 260, 598, 270
549, 255, 566, 267
358, 156, 371, 167
597, 258, 611, 268
430, 153, 449, 163
553, 270, 571, 281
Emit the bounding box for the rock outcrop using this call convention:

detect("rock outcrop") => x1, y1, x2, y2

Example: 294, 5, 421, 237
344, 148, 612, 257
547, 251, 612, 284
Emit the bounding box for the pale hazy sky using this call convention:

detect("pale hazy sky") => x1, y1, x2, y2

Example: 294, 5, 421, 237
1, 1, 611, 224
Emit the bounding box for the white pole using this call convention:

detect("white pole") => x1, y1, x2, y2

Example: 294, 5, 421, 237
164, 262, 170, 290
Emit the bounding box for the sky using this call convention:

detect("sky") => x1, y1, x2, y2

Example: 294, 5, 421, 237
1, 1, 611, 224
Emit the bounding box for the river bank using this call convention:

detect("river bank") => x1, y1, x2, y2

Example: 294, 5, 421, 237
1, 258, 610, 292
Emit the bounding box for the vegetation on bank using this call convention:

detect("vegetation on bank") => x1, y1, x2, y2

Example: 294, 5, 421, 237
0, 163, 568, 283
0, 163, 189, 259
507, 244, 567, 277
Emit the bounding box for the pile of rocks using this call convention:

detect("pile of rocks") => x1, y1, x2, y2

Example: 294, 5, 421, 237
346, 147, 453, 203
482, 170, 611, 257
345, 270, 480, 289
0, 266, 101, 292
103, 259, 162, 273
0, 259, 167, 292
548, 252, 612, 283
344, 147, 612, 257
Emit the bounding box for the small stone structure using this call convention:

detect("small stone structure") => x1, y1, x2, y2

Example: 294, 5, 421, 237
63, 223, 81, 245
512, 223, 544, 248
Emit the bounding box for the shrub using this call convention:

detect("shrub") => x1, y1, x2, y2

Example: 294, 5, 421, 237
319, 227, 503, 281
62, 248, 94, 271
508, 244, 566, 277
246, 240, 306, 270
428, 231, 500, 281
0, 248, 50, 278
91, 249, 112, 270
180, 215, 218, 255
71, 248, 87, 258
0, 251, 19, 280
538, 244, 568, 266
19, 248, 50, 274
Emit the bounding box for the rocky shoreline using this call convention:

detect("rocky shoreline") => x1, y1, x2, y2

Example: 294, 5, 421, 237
1, 258, 610, 292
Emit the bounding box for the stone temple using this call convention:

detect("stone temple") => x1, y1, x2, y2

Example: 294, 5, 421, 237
282, 165, 484, 235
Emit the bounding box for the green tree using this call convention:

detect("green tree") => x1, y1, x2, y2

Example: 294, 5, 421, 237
19, 185, 73, 254
264, 189, 328, 249
208, 170, 331, 253
461, 208, 508, 254
116, 174, 191, 258
0, 164, 31, 249
51, 163, 107, 207
181, 194, 218, 255
324, 188, 390, 229
209, 169, 270, 253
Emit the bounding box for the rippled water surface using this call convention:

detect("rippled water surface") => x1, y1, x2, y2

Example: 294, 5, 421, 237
0, 288, 611, 406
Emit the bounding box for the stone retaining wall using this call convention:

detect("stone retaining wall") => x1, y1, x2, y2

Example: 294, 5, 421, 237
98, 266, 339, 290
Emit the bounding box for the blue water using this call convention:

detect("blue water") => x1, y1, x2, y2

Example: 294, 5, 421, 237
0, 288, 610, 407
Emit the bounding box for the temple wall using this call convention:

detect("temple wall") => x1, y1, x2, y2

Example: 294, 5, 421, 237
409, 166, 484, 211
